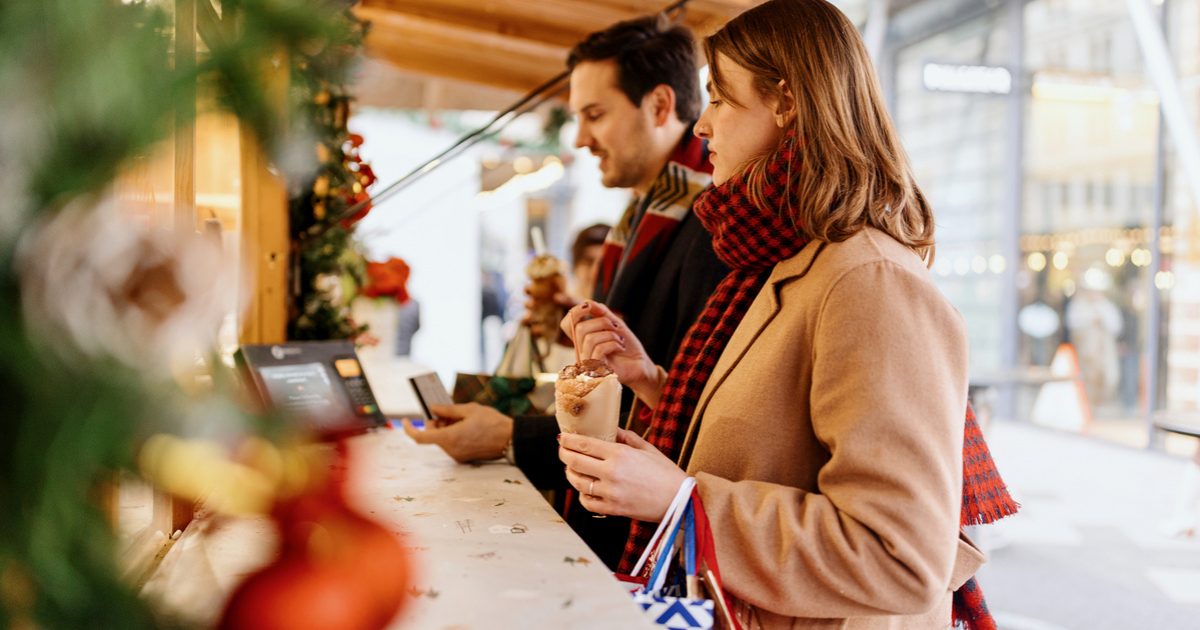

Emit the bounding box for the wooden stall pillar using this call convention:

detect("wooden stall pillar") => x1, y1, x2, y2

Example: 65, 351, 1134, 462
238, 52, 290, 346
146, 0, 201, 540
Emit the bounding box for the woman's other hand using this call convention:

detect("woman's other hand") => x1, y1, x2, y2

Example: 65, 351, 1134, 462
557, 428, 687, 522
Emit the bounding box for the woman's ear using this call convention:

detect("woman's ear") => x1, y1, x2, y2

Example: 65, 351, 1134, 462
774, 79, 796, 128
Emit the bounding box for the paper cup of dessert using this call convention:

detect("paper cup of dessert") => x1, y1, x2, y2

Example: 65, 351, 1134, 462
554, 359, 621, 442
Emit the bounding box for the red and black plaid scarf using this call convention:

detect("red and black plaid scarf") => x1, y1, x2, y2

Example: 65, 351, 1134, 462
618, 130, 1017, 630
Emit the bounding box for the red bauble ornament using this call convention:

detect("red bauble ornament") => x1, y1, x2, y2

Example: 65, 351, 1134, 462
219, 441, 412, 630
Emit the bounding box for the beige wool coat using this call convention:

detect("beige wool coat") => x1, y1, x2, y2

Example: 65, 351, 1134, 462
678, 227, 986, 629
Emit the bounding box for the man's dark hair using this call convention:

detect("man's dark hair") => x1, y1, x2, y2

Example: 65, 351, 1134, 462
567, 15, 702, 123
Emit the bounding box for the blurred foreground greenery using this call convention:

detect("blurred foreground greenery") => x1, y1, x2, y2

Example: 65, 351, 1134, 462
0, 0, 364, 626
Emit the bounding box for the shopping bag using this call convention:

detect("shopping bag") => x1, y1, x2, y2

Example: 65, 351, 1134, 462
452, 325, 554, 415
619, 478, 742, 630
450, 372, 554, 416
495, 323, 545, 378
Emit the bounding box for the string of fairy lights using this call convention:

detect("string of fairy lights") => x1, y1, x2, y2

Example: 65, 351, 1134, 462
933, 225, 1180, 291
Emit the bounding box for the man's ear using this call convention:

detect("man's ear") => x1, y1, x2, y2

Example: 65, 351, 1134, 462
774, 79, 796, 128
646, 84, 677, 127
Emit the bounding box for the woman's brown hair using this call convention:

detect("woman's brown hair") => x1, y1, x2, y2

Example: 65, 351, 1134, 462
704, 0, 935, 261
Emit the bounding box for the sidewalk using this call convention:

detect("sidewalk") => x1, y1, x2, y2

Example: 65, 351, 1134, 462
975, 421, 1200, 629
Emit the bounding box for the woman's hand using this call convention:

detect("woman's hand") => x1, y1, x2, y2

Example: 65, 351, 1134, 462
558, 428, 687, 522
560, 301, 663, 407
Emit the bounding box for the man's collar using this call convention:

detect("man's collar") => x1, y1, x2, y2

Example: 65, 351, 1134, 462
642, 124, 711, 195
635, 124, 711, 196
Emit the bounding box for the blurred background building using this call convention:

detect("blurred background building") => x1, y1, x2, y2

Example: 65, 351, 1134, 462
882, 0, 1199, 452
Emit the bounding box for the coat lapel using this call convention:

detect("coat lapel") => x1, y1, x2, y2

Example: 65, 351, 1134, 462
676, 240, 826, 466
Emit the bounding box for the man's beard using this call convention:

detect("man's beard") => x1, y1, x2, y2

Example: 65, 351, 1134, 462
600, 154, 648, 189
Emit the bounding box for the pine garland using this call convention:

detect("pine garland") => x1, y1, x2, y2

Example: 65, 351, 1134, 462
287, 64, 377, 341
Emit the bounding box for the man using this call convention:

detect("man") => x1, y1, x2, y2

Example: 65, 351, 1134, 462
405, 15, 726, 568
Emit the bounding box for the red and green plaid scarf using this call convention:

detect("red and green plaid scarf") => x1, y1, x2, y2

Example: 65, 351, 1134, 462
619, 129, 1018, 630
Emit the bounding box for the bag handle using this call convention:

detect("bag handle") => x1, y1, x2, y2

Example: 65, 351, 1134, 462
643, 506, 681, 594
691, 488, 742, 630
684, 505, 697, 578
630, 476, 696, 579
631, 480, 744, 630
526, 322, 547, 372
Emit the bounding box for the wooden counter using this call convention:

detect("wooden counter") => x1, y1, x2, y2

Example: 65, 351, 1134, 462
141, 427, 653, 629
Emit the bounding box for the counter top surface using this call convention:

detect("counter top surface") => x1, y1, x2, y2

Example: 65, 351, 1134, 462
142, 428, 652, 629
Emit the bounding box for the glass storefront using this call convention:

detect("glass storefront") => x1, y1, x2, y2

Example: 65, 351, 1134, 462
894, 11, 1012, 376
892, 0, 1198, 447
1020, 0, 1160, 441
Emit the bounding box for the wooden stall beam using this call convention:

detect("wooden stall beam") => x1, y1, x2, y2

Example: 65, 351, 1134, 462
238, 51, 290, 345
360, 0, 593, 49
359, 8, 568, 94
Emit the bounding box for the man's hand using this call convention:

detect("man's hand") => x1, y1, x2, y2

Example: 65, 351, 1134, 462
403, 403, 515, 463
522, 288, 579, 340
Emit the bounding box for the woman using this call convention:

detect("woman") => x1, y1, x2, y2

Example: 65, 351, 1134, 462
557, 1, 1015, 628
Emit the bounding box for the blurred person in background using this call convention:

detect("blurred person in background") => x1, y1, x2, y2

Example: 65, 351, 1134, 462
535, 223, 613, 370
568, 223, 610, 301
1066, 267, 1122, 407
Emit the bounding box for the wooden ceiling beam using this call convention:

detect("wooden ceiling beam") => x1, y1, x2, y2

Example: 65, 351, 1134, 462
351, 0, 770, 97
356, 6, 570, 61
366, 45, 558, 95
361, 14, 566, 94
359, 0, 593, 49
583, 0, 759, 21
677, 0, 765, 15
361, 0, 635, 38
358, 0, 763, 50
